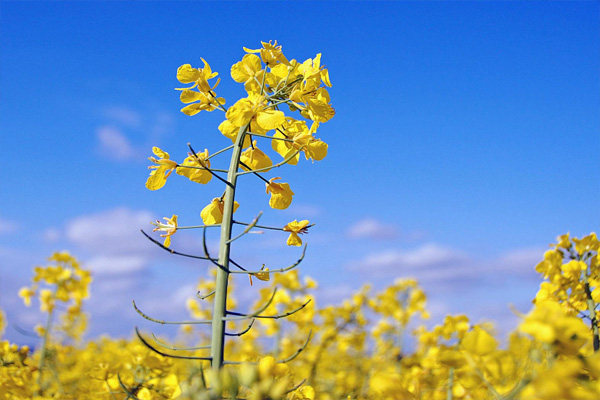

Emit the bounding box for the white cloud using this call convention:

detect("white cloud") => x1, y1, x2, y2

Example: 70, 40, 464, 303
350, 243, 467, 274
285, 203, 323, 218
347, 218, 398, 239
66, 207, 154, 255
43, 227, 61, 242
0, 217, 19, 234
492, 247, 544, 277
86, 255, 147, 275
103, 106, 142, 128
347, 242, 545, 289
96, 126, 141, 161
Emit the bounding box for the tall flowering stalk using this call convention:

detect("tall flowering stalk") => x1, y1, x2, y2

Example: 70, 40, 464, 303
137, 41, 334, 372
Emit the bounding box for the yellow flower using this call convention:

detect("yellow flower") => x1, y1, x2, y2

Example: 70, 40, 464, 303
39, 289, 55, 313
151, 215, 178, 248
265, 177, 294, 210
176, 149, 213, 184
243, 40, 291, 67
226, 93, 285, 132
240, 141, 272, 172
272, 119, 328, 163
283, 220, 310, 246
18, 287, 36, 307
249, 265, 270, 286
258, 355, 289, 379
146, 147, 178, 191
231, 53, 274, 93
176, 58, 219, 91
290, 385, 315, 400
179, 91, 225, 116
218, 119, 251, 147
461, 326, 498, 356
201, 198, 240, 225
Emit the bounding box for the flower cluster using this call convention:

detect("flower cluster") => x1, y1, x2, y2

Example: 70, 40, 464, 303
3, 234, 600, 398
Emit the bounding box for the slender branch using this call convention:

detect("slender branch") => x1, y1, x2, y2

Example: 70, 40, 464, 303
117, 374, 140, 399
225, 320, 255, 337
198, 290, 216, 300
229, 245, 306, 275
239, 160, 270, 184
247, 132, 295, 143
224, 299, 311, 321
224, 330, 312, 365
206, 144, 234, 161
133, 300, 212, 325
177, 165, 228, 173
226, 212, 263, 244
11, 323, 41, 338
150, 333, 211, 351
136, 328, 212, 361
188, 143, 233, 188
236, 147, 303, 175
202, 227, 229, 272
224, 288, 277, 319
141, 230, 218, 262
208, 90, 227, 112
285, 379, 307, 394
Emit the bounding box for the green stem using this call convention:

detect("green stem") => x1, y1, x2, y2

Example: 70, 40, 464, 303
583, 270, 599, 351
36, 294, 56, 396
210, 123, 249, 371
447, 367, 454, 400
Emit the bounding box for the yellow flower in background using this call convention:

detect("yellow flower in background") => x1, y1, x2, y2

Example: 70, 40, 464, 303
240, 141, 272, 172
201, 198, 240, 225
39, 289, 55, 313
283, 220, 310, 246
265, 177, 294, 210
151, 214, 178, 248
19, 287, 36, 307
176, 149, 213, 184
146, 147, 178, 191
461, 326, 498, 356
244, 40, 291, 67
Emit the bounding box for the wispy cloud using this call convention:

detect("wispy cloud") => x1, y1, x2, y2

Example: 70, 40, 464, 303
0, 217, 19, 235
347, 243, 543, 285
346, 217, 426, 241
95, 106, 175, 163
65, 207, 154, 256
346, 218, 399, 240
103, 106, 142, 128
96, 126, 142, 161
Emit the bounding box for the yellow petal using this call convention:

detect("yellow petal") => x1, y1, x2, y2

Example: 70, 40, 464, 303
306, 140, 328, 161
461, 327, 497, 356
152, 147, 169, 159
181, 103, 203, 116
226, 98, 254, 127
286, 232, 302, 247
146, 167, 167, 191
180, 89, 203, 104
256, 109, 285, 131
177, 64, 201, 83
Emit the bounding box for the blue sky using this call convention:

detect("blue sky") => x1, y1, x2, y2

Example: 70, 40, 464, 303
1, 1, 598, 344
